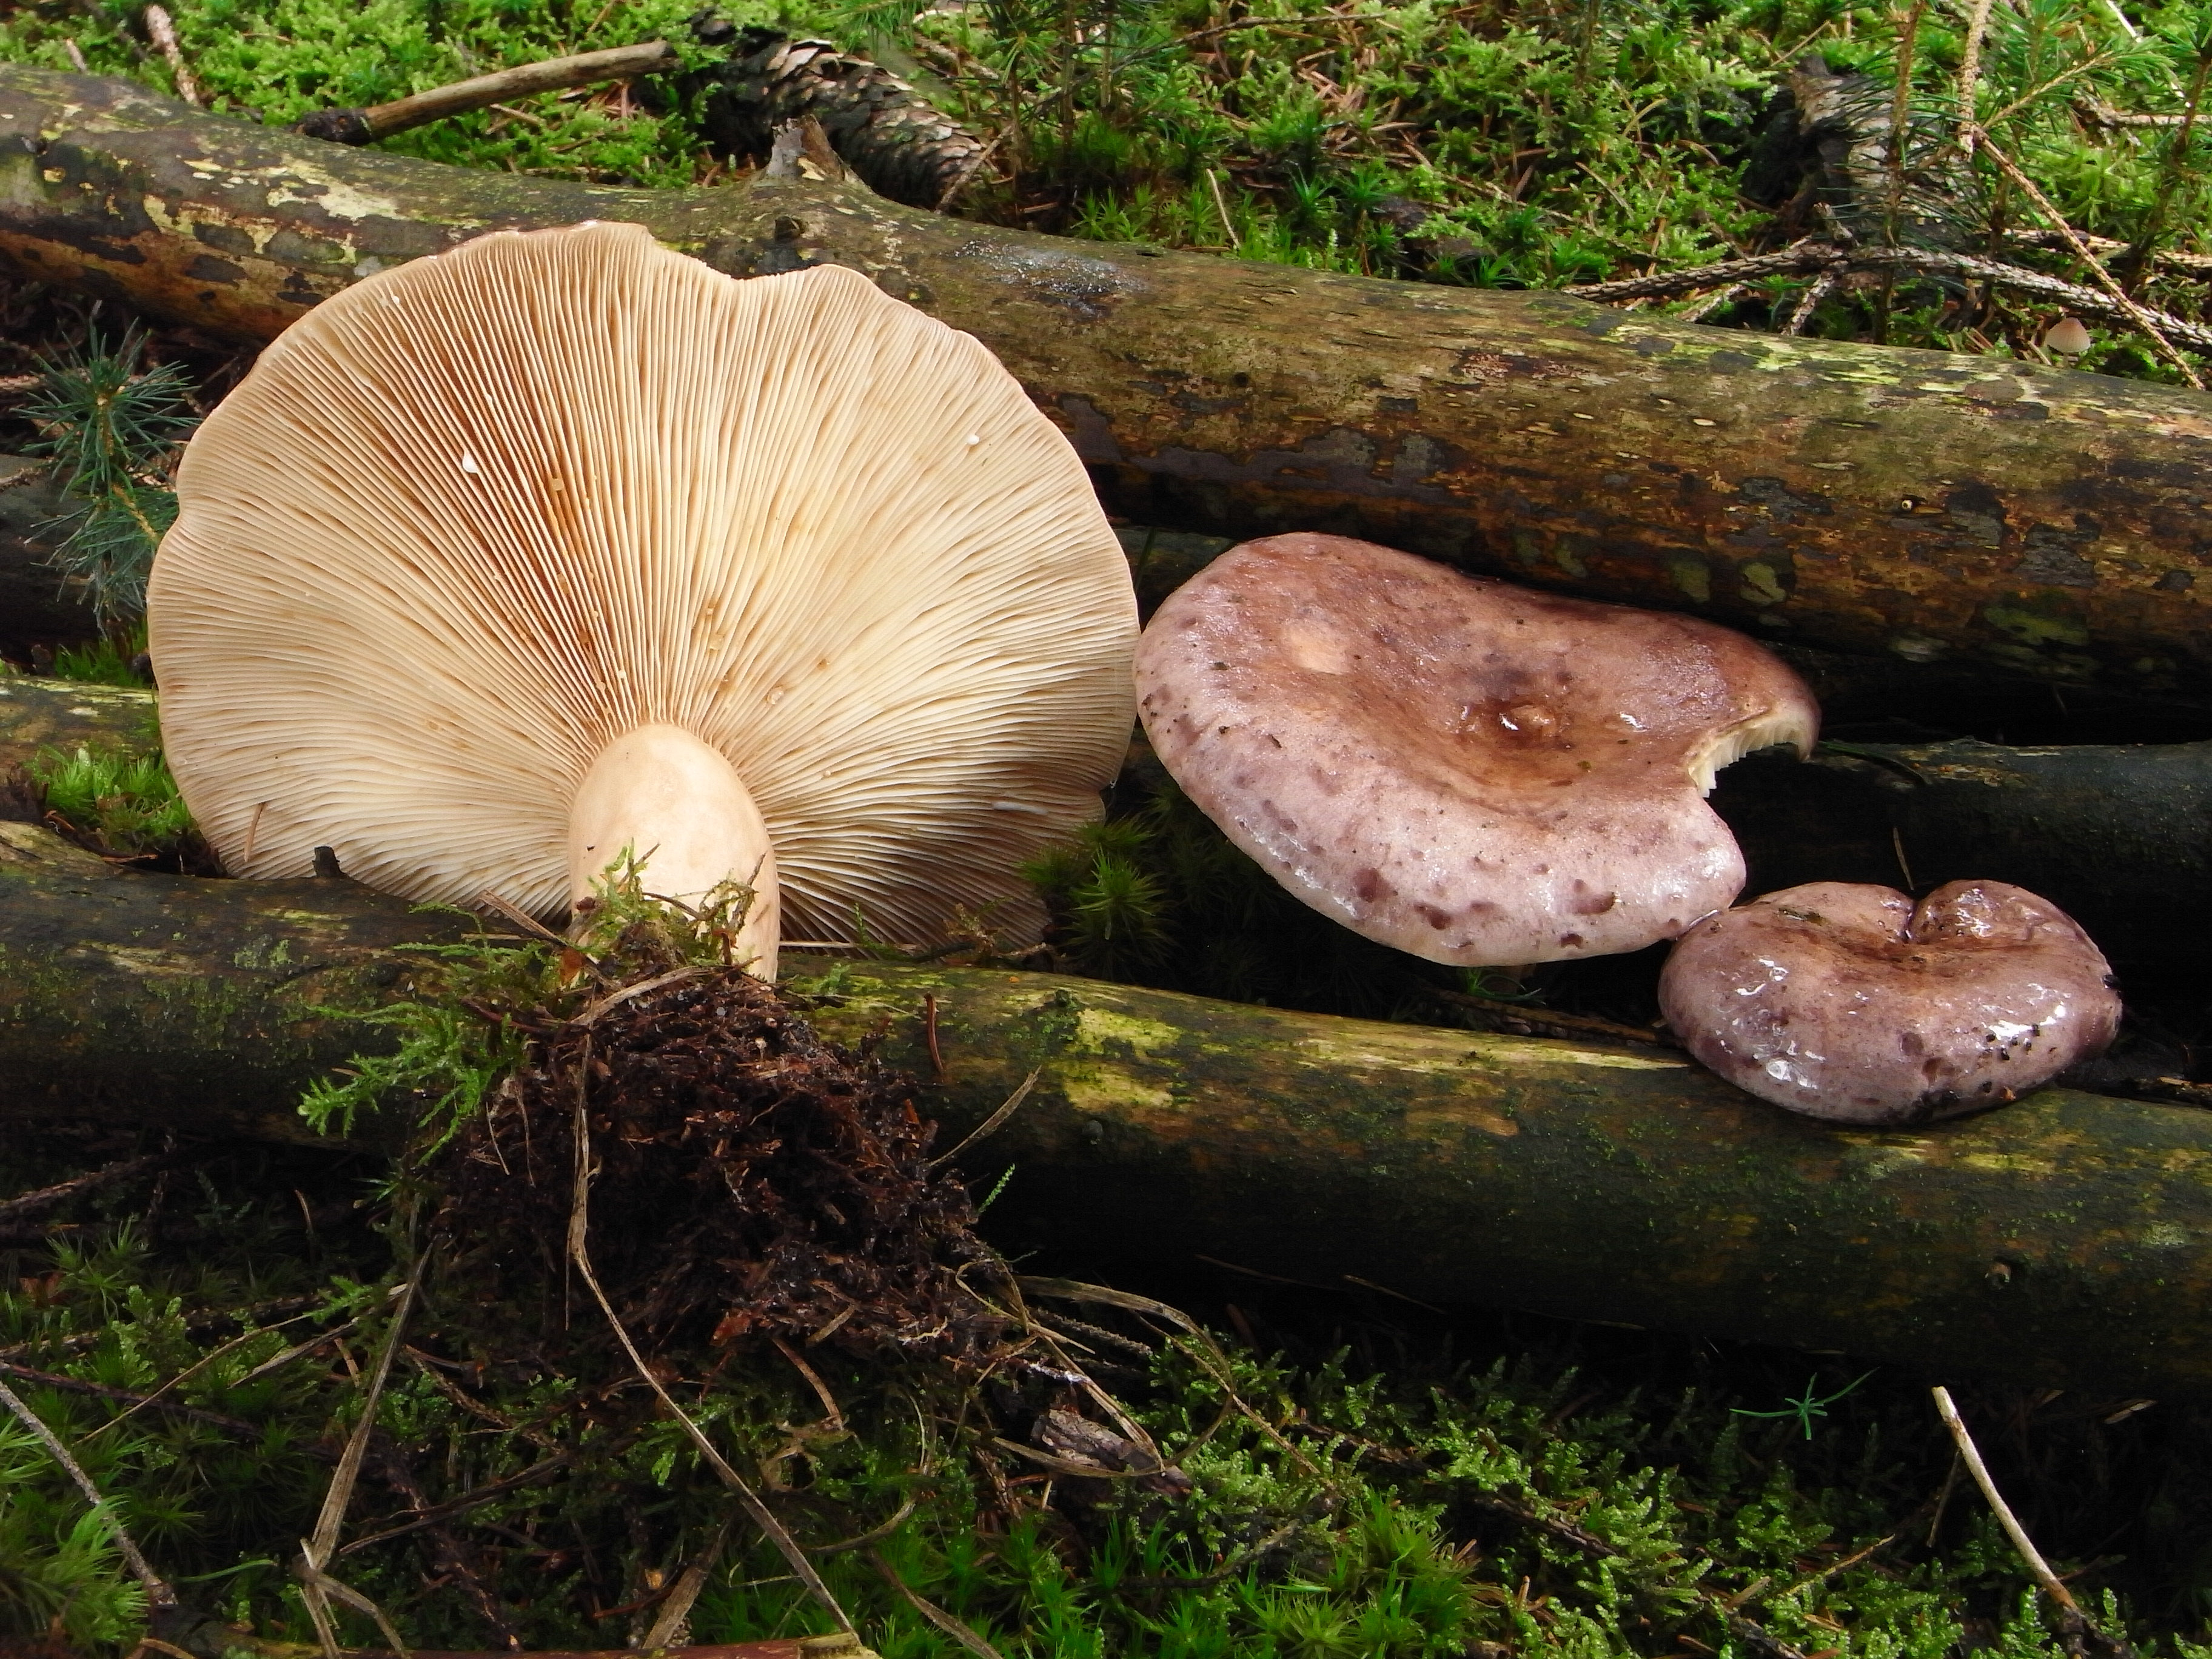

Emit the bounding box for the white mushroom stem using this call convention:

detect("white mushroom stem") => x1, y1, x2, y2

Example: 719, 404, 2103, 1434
565, 723, 782, 976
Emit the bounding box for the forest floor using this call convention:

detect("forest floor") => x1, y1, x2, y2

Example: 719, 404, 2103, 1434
7, 0, 2212, 1652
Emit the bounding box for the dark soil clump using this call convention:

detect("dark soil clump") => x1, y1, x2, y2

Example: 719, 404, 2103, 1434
431, 960, 1011, 1367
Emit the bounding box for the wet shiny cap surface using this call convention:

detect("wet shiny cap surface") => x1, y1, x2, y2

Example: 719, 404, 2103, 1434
1133, 531, 1818, 966
1658, 879, 2122, 1124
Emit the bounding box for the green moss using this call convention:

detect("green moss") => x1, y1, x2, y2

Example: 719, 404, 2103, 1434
7, 1144, 2211, 1658
45, 634, 152, 689
24, 743, 193, 858
0, 0, 793, 188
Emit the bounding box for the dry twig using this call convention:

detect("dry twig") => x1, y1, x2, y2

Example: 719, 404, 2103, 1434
0, 1375, 177, 1614
931, 1069, 1040, 1167
1965, 126, 2204, 387
1957, 0, 1996, 151
640, 1519, 734, 1648
297, 41, 675, 145
1569, 240, 2212, 355
1783, 267, 1843, 333
0, 1147, 197, 1227
142, 5, 199, 105
297, 1276, 419, 1659
1931, 1387, 2136, 1659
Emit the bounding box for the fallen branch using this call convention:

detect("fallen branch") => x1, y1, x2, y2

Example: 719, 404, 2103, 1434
296, 42, 678, 147
2008, 226, 2212, 274
0, 1146, 192, 1225
2076, 93, 2193, 127
1713, 734, 2212, 981
1568, 240, 2212, 353
21, 675, 2212, 980
8, 65, 2212, 692
3, 811, 2212, 1396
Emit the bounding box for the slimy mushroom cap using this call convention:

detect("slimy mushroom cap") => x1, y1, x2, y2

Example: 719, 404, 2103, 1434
1133, 532, 1818, 966
1658, 879, 2121, 1124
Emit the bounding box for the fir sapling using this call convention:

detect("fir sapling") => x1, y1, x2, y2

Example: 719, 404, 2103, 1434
21, 329, 199, 632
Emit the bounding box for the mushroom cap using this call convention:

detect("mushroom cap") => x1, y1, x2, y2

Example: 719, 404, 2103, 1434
147, 222, 1137, 940
2045, 316, 2093, 356
1658, 879, 2120, 1124
1133, 532, 1818, 965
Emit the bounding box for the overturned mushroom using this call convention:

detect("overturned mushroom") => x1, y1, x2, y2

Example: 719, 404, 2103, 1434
147, 222, 1138, 976
1133, 532, 1818, 965
1658, 880, 2120, 1124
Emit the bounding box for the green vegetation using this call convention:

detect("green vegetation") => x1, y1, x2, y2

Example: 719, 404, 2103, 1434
297, 856, 758, 1144
1024, 774, 1469, 1019
9, 1125, 2212, 1658
45, 629, 153, 688
19, 332, 198, 633
10, 0, 2212, 372
24, 743, 195, 859
0, 0, 741, 184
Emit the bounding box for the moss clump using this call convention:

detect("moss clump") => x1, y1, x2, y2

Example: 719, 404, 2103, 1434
24, 743, 195, 860
42, 635, 152, 690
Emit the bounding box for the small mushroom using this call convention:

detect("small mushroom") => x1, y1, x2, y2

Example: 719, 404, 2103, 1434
1658, 879, 2120, 1124
148, 222, 1138, 976
2044, 316, 2093, 357
1133, 532, 1819, 965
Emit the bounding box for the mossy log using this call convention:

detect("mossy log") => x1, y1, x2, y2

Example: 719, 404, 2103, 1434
3, 809, 2212, 1397
7, 69, 2212, 696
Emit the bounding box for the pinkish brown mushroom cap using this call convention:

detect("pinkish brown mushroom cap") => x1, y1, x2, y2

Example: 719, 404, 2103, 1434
1658, 879, 2121, 1124
1133, 532, 1819, 966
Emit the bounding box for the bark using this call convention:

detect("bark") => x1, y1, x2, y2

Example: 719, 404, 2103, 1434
2, 815, 2211, 1398
0, 458, 92, 652
0, 679, 163, 775
0, 818, 474, 1141
4, 69, 2212, 696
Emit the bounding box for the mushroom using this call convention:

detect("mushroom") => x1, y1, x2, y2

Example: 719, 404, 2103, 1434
2044, 316, 2093, 357
1133, 532, 1818, 966
1658, 879, 2120, 1124
147, 222, 1138, 977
